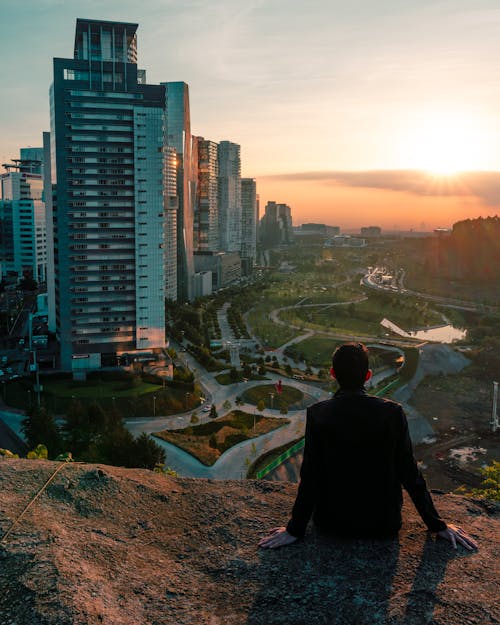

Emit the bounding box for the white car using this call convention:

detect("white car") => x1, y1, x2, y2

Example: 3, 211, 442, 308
202, 404, 211, 412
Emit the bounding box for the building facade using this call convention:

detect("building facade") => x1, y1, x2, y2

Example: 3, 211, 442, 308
49, 19, 171, 370
240, 178, 257, 273
162, 81, 195, 301
194, 137, 219, 253
217, 141, 241, 253
0, 149, 47, 284
259, 201, 294, 247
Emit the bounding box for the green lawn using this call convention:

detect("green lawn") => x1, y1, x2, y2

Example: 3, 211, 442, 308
247, 303, 299, 349
285, 291, 445, 338
3, 375, 201, 417
284, 336, 403, 369
241, 384, 304, 409
42, 378, 162, 398
284, 336, 341, 367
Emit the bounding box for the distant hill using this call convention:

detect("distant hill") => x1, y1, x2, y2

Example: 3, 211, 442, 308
430, 216, 500, 283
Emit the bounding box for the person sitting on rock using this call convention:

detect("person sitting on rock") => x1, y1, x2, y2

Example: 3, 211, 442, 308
259, 342, 477, 550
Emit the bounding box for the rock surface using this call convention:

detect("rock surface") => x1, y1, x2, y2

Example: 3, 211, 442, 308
0, 458, 498, 625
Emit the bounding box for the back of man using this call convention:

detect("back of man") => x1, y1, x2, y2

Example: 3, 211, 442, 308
259, 343, 478, 551
291, 391, 417, 538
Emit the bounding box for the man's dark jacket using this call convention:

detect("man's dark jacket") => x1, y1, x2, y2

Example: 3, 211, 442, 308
286, 389, 447, 539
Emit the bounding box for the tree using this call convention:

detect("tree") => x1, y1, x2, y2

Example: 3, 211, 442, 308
229, 367, 239, 382
257, 399, 265, 414
19, 276, 38, 291
235, 396, 243, 407
457, 461, 499, 502
27, 444, 48, 460
209, 433, 218, 449
22, 405, 63, 459
133, 433, 166, 469
223, 399, 232, 411
209, 405, 218, 419
190, 412, 199, 424
63, 399, 89, 455
285, 364, 293, 376
280, 402, 288, 415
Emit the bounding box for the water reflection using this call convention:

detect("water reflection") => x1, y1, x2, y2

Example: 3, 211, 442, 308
408, 325, 467, 342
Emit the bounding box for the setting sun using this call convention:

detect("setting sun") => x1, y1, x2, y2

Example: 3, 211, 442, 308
403, 113, 490, 175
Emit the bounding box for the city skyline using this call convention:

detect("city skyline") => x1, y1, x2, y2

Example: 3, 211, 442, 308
1, 1, 500, 227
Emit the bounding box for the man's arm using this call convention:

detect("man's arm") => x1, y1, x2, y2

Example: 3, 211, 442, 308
259, 410, 317, 549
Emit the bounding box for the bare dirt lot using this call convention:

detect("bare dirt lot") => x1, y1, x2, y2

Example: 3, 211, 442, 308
411, 371, 499, 492
0, 459, 498, 625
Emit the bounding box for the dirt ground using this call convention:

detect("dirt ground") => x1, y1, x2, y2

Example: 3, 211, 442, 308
411, 372, 499, 492
0, 459, 498, 625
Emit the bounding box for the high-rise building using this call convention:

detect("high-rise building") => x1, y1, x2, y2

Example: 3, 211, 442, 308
240, 178, 257, 273
259, 201, 294, 247
194, 137, 219, 252
163, 146, 178, 300
162, 81, 195, 301
217, 141, 241, 253
48, 18, 171, 370
0, 148, 47, 284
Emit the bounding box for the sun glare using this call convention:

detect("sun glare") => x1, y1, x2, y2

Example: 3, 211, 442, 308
404, 113, 489, 175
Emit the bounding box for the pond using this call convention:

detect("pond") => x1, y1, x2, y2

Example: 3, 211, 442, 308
408, 325, 467, 343
382, 318, 466, 343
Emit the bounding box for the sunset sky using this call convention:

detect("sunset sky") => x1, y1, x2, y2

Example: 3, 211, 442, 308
1, 0, 499, 229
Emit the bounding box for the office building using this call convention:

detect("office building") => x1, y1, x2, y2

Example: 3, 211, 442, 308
194, 137, 219, 252
217, 141, 241, 253
240, 178, 257, 274
361, 226, 382, 237
162, 81, 195, 301
48, 18, 171, 370
194, 251, 241, 290
0, 148, 47, 284
259, 201, 294, 246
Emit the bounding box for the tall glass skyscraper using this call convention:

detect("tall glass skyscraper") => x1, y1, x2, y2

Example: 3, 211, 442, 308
48, 19, 173, 370
194, 137, 219, 252
0, 148, 47, 284
162, 82, 195, 301
240, 178, 257, 272
217, 141, 241, 253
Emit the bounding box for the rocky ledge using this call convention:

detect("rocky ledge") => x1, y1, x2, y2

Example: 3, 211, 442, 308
0, 459, 498, 625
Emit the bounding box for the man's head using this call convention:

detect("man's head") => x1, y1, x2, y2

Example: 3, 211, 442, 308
330, 342, 371, 390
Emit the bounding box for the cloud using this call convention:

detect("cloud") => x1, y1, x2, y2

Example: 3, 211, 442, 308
260, 169, 500, 206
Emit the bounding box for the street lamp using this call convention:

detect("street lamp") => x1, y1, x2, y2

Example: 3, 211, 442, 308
269, 393, 275, 410
185, 392, 190, 409
153, 395, 157, 417
27, 389, 31, 409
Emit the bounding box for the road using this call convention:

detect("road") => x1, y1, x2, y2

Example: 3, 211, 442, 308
362, 266, 496, 313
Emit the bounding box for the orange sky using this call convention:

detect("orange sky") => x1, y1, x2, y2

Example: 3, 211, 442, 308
256, 173, 500, 230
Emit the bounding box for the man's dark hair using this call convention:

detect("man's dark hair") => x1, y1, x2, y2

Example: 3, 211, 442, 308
332, 343, 369, 390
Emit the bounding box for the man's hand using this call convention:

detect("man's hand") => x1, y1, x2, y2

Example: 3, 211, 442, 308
259, 527, 298, 549
437, 524, 478, 550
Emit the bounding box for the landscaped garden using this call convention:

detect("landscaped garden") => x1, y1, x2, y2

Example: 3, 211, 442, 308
241, 383, 308, 410
282, 291, 444, 338
4, 370, 202, 417
154, 410, 289, 466
283, 336, 403, 370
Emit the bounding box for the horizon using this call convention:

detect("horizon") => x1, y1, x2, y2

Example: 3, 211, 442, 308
1, 0, 500, 227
